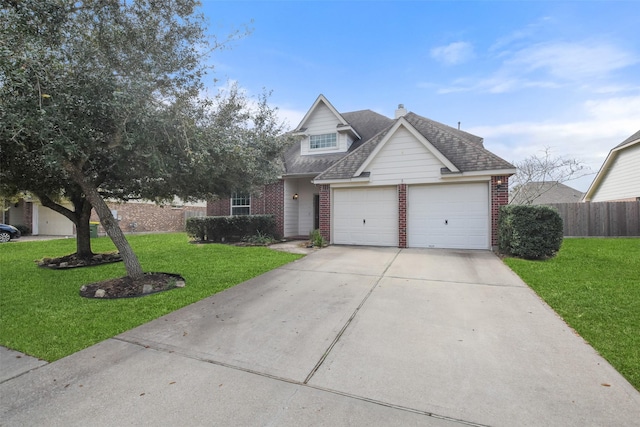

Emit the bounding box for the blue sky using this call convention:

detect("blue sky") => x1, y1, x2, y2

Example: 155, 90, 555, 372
200, 0, 640, 191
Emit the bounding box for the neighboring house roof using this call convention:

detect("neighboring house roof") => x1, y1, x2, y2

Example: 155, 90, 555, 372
510, 181, 584, 205
583, 130, 640, 202
315, 112, 514, 181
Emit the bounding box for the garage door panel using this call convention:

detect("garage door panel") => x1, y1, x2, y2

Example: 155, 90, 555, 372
334, 187, 397, 246
408, 183, 489, 250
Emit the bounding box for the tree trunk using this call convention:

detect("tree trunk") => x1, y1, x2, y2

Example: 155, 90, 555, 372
38, 192, 94, 259
64, 163, 145, 279
74, 197, 94, 259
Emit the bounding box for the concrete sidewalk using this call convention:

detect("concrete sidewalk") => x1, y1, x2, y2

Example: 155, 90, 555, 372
1, 246, 639, 426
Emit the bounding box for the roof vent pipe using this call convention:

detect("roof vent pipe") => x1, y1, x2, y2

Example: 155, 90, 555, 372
395, 104, 407, 118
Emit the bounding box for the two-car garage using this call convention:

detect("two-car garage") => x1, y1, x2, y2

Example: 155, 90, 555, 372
332, 183, 490, 250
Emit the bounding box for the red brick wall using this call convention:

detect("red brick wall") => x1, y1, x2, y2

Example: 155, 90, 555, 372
91, 202, 206, 234
319, 184, 331, 242
204, 180, 285, 238
263, 181, 284, 237
491, 176, 510, 247
207, 198, 230, 216
398, 184, 407, 248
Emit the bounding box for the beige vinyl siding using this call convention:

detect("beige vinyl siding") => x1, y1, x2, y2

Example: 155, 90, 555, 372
300, 103, 347, 155
366, 127, 444, 185
283, 179, 299, 237
296, 179, 317, 236
592, 143, 640, 202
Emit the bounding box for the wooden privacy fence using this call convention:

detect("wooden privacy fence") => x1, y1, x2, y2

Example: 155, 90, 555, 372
545, 201, 640, 237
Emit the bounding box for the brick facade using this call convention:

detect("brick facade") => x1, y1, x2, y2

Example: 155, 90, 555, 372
491, 175, 510, 248
319, 184, 331, 242
91, 202, 206, 235
205, 180, 285, 238
398, 184, 407, 248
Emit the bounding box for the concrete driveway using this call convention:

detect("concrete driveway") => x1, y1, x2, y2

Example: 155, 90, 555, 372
1, 246, 639, 426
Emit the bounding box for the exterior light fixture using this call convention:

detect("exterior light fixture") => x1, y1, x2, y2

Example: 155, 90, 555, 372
293, 193, 299, 200
496, 179, 503, 189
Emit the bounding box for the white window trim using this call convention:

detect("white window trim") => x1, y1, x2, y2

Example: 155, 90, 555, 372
310, 133, 337, 150
230, 193, 251, 216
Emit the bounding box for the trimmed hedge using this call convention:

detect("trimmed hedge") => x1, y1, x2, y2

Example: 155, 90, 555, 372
186, 215, 278, 242
498, 205, 563, 259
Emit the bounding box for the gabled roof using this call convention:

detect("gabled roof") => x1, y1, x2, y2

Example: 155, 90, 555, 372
283, 108, 393, 175
510, 181, 584, 205
583, 129, 640, 201
314, 112, 515, 181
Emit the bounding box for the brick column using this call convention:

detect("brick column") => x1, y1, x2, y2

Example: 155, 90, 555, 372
491, 176, 510, 248
398, 184, 407, 248
319, 184, 331, 243
24, 201, 33, 233
263, 181, 284, 238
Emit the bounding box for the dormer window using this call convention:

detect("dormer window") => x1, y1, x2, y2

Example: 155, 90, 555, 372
310, 133, 337, 150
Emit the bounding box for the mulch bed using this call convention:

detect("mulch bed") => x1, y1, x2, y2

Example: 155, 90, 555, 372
35, 252, 184, 298
80, 272, 185, 299
37, 252, 123, 269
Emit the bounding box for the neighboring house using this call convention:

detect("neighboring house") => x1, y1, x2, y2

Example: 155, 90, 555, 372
89, 199, 206, 235
5, 197, 205, 236
208, 94, 515, 250
583, 130, 640, 202
5, 198, 75, 236
510, 181, 584, 205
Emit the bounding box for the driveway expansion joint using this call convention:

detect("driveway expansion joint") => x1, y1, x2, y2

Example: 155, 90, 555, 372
302, 250, 402, 385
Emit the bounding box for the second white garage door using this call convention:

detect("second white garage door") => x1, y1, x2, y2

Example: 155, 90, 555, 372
333, 187, 398, 246
408, 183, 489, 249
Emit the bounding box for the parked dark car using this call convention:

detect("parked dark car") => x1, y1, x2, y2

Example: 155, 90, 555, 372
0, 224, 21, 243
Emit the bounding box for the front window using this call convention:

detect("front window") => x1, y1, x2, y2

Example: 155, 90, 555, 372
231, 193, 250, 216
310, 133, 337, 150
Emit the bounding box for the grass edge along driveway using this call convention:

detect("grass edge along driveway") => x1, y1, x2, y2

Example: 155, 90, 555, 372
504, 238, 640, 391
0, 233, 303, 362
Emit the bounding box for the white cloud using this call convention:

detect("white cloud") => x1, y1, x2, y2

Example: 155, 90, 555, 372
468, 95, 640, 191
430, 42, 474, 65
507, 41, 638, 81
434, 37, 637, 94
274, 107, 305, 131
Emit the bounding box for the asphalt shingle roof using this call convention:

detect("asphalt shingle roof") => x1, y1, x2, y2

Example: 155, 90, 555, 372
615, 129, 640, 149
510, 181, 584, 205
315, 112, 514, 180
283, 110, 392, 175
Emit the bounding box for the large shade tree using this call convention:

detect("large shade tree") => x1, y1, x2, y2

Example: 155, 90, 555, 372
0, 0, 288, 279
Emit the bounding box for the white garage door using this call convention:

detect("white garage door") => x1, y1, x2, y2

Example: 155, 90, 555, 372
333, 187, 398, 246
408, 183, 489, 249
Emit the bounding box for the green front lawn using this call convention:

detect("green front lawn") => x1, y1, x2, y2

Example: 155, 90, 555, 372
504, 238, 640, 391
0, 234, 302, 361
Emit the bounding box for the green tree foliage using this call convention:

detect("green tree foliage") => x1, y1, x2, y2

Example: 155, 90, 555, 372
0, 0, 288, 278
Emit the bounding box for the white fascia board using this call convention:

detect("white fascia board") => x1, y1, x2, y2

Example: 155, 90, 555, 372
294, 94, 348, 132
312, 176, 371, 185
583, 150, 616, 201
584, 138, 639, 201
440, 168, 517, 178
354, 118, 459, 177
337, 124, 361, 140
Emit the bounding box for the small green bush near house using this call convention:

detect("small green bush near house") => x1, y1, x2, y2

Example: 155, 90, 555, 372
186, 214, 278, 242
499, 204, 563, 259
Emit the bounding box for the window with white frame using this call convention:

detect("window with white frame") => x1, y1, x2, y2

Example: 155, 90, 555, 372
231, 193, 250, 216
310, 133, 337, 150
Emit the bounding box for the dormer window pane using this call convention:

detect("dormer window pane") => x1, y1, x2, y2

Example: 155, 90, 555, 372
310, 133, 337, 149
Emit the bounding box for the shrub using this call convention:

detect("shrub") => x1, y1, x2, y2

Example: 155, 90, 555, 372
499, 205, 563, 259
309, 229, 326, 248
15, 224, 31, 235
186, 215, 278, 242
